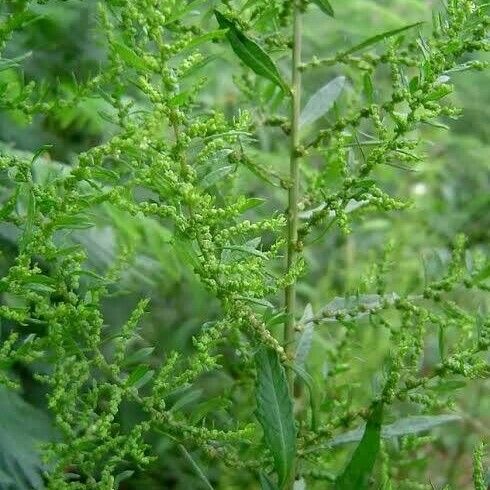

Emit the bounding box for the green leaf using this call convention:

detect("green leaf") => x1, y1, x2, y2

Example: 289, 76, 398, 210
0, 52, 32, 72
222, 245, 268, 259
474, 263, 490, 281
31, 144, 52, 165
300, 76, 345, 128
295, 304, 314, 366
214, 10, 288, 92
53, 215, 95, 230
335, 401, 383, 490
184, 29, 228, 51
290, 363, 320, 431
170, 388, 203, 413
20, 185, 36, 246
318, 293, 399, 322
240, 156, 284, 187
200, 165, 234, 188
126, 365, 154, 389
381, 414, 461, 438
238, 197, 266, 213
322, 414, 461, 450
163, 0, 208, 25
255, 348, 296, 487
438, 324, 445, 361
182, 54, 219, 79
0, 387, 54, 490
342, 22, 424, 58
363, 73, 375, 103
168, 90, 192, 107
260, 473, 279, 490
179, 444, 214, 490
237, 295, 275, 309
432, 380, 466, 392
114, 470, 134, 488
311, 0, 334, 17
123, 347, 155, 366
189, 396, 231, 425
427, 84, 452, 101
111, 41, 151, 71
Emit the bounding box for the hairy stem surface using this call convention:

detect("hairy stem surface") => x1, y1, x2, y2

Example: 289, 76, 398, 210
284, 4, 302, 487
285, 2, 302, 381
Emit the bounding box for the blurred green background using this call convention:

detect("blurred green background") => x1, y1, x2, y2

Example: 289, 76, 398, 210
0, 0, 488, 488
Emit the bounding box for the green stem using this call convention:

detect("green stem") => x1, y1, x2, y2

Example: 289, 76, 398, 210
285, 1, 302, 385
284, 3, 302, 488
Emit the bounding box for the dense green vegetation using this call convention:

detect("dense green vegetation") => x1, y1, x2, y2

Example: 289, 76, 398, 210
0, 0, 488, 489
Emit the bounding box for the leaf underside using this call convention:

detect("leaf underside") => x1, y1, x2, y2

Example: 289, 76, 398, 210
255, 348, 296, 487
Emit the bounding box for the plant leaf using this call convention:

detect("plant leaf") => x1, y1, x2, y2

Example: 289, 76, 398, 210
0, 387, 54, 490
163, 0, 208, 25
342, 22, 424, 58
222, 244, 268, 259
311, 0, 334, 17
290, 363, 320, 431
200, 165, 234, 188
474, 263, 490, 281
111, 41, 151, 71
126, 365, 154, 389
260, 473, 279, 490
184, 29, 228, 51
21, 185, 36, 247
214, 10, 288, 92
238, 197, 266, 213
300, 76, 345, 128
318, 293, 399, 322
179, 444, 214, 490
320, 414, 461, 451
123, 347, 155, 366
170, 388, 203, 413
382, 414, 461, 438
114, 470, 135, 488
255, 348, 296, 487
335, 401, 383, 490
296, 303, 315, 366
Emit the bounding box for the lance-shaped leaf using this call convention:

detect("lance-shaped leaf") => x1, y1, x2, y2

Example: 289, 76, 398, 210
336, 401, 383, 490
300, 76, 346, 128
163, 0, 208, 25
214, 10, 288, 92
291, 363, 320, 431
111, 41, 151, 71
0, 387, 54, 490
312, 0, 334, 17
255, 348, 296, 487
295, 303, 314, 366
200, 165, 234, 189
179, 444, 214, 490
342, 22, 424, 58
316, 293, 400, 323
320, 414, 462, 450
260, 473, 279, 490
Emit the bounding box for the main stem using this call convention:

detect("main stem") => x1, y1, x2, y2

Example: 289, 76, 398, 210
284, 3, 302, 488
285, 2, 302, 385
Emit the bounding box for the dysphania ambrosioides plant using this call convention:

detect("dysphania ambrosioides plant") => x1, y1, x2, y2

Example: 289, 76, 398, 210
0, 0, 489, 489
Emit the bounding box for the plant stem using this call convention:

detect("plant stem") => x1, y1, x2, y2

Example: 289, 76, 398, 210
285, 1, 302, 384
284, 4, 302, 487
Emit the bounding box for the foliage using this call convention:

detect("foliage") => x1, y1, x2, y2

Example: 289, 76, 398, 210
0, 0, 488, 489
